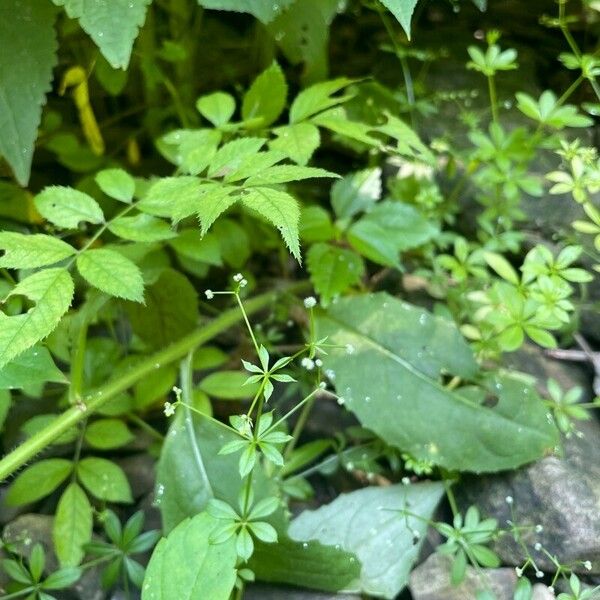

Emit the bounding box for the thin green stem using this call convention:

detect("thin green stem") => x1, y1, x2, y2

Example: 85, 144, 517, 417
236, 292, 260, 356
127, 413, 165, 441
282, 389, 320, 460
556, 74, 584, 108
487, 74, 498, 124
444, 478, 459, 517
69, 323, 88, 405
0, 588, 36, 600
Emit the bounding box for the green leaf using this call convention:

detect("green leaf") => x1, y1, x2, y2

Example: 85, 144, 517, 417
197, 0, 295, 24
380, 0, 419, 39
53, 483, 93, 567
290, 78, 354, 124
483, 252, 520, 285
191, 186, 238, 235
77, 457, 133, 503
242, 62, 287, 128
6, 458, 72, 506
35, 186, 104, 228
312, 107, 381, 146
208, 138, 267, 178
331, 168, 382, 220
124, 269, 199, 350
77, 249, 144, 302
0, 232, 75, 269
270, 123, 321, 166
249, 536, 360, 592
108, 214, 176, 242
95, 168, 135, 203
316, 293, 558, 472
199, 371, 260, 399
0, 346, 67, 390
299, 206, 336, 243
0, 390, 10, 432
241, 187, 301, 260
0, 0, 58, 185
245, 165, 338, 187
0, 268, 74, 369
85, 419, 134, 449
348, 201, 438, 267
307, 243, 364, 305
52, 0, 151, 69
139, 176, 203, 218
142, 512, 237, 600
196, 92, 236, 127
289, 482, 444, 598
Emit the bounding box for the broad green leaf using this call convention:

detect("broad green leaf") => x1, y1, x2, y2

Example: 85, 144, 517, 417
197, 0, 295, 24
348, 201, 437, 267
290, 78, 354, 124
245, 165, 338, 187
299, 206, 336, 243
77, 249, 144, 302
213, 219, 250, 268
307, 243, 364, 305
156, 414, 278, 533
187, 185, 237, 233
312, 107, 381, 146
0, 0, 58, 185
0, 346, 67, 390
53, 483, 93, 567
139, 176, 204, 219
249, 536, 360, 592
52, 0, 152, 69
6, 458, 72, 506
199, 371, 260, 399
242, 62, 287, 128
77, 457, 132, 503
108, 214, 176, 242
35, 187, 104, 228
196, 92, 236, 127
125, 269, 198, 350
376, 114, 434, 163
95, 168, 135, 203
241, 187, 301, 260
85, 419, 134, 449
157, 129, 222, 175
270, 123, 321, 165
316, 293, 558, 472
0, 233, 75, 269
289, 482, 444, 598
331, 168, 382, 221
380, 0, 419, 38
134, 363, 178, 410
0, 268, 74, 369
223, 151, 287, 184
142, 512, 237, 600
169, 230, 222, 266
208, 138, 267, 178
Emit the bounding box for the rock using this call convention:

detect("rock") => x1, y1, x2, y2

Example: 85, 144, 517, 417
244, 584, 361, 599
409, 553, 517, 600
532, 583, 556, 599
2, 513, 57, 571
117, 454, 156, 499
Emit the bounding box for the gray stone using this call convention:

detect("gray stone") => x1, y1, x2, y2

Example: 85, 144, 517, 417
532, 584, 557, 599
244, 584, 360, 599
409, 553, 517, 600
117, 454, 156, 499
2, 513, 57, 571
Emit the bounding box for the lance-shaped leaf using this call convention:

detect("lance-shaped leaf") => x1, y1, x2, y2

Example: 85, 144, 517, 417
316, 293, 558, 473
289, 482, 444, 599
0, 232, 75, 269
380, 0, 419, 39
198, 0, 295, 24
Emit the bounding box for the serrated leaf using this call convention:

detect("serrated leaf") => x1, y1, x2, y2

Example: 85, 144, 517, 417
108, 214, 176, 242
0, 346, 67, 390
194, 186, 238, 234
52, 0, 151, 69
241, 187, 301, 260
197, 0, 295, 24
270, 123, 321, 165
331, 168, 382, 220
77, 457, 132, 503
289, 78, 355, 124
0, 268, 74, 369
0, 233, 75, 269
125, 269, 198, 350
208, 138, 267, 178
380, 0, 419, 38
316, 293, 559, 472
289, 483, 444, 598
307, 243, 364, 305
142, 512, 237, 600
158, 129, 222, 175
95, 168, 135, 203
0, 0, 58, 185
245, 165, 338, 187
35, 186, 104, 228
6, 458, 72, 506
77, 249, 144, 302
242, 62, 287, 128
139, 176, 203, 219
196, 92, 236, 127
53, 483, 93, 567
85, 419, 134, 449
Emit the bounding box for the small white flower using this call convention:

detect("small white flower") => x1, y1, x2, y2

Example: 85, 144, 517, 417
205, 289, 214, 299
534, 543, 542, 551
336, 396, 345, 405
315, 358, 323, 367
584, 560, 592, 571
505, 495, 514, 505
303, 296, 317, 309
240, 278, 248, 288
535, 570, 544, 578
345, 344, 355, 355
163, 402, 176, 417
301, 357, 315, 370
401, 476, 410, 485
318, 381, 326, 389
515, 567, 523, 577
535, 524, 544, 533
233, 273, 244, 282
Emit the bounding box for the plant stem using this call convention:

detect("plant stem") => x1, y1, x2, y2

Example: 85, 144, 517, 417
282, 389, 320, 460
0, 282, 308, 481
487, 74, 498, 124
69, 323, 88, 405
127, 413, 165, 441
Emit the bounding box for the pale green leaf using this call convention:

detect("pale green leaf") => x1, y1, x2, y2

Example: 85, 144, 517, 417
316, 293, 558, 472
223, 151, 287, 184
0, 346, 67, 390
311, 107, 381, 146
95, 168, 135, 203
179, 185, 237, 231
53, 483, 93, 567
242, 62, 287, 128
241, 187, 301, 260
270, 123, 321, 165
85, 419, 134, 449
289, 78, 354, 124
35, 186, 104, 228
0, 0, 58, 185
289, 482, 444, 598
196, 92, 236, 127
380, 0, 419, 38
6, 458, 72, 506
142, 512, 237, 600
77, 457, 132, 503
157, 129, 222, 175
169, 230, 222, 266
52, 0, 152, 69
0, 232, 75, 269
76, 248, 144, 302
108, 214, 176, 242
199, 371, 260, 399
0, 268, 74, 369
245, 165, 338, 187
139, 176, 203, 219
208, 138, 267, 178
197, 0, 295, 24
